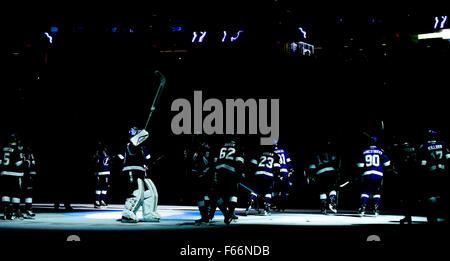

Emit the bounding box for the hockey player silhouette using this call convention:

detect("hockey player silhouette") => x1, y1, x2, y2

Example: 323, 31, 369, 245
119, 127, 160, 223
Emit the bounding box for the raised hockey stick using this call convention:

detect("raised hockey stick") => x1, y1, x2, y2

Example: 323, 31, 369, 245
148, 155, 165, 167
362, 120, 385, 139
362, 131, 372, 139
130, 71, 166, 146
145, 70, 166, 129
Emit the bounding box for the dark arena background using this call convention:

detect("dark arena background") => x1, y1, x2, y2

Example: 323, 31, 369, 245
0, 1, 449, 258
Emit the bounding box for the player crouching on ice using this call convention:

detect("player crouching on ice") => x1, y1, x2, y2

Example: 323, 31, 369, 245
118, 127, 160, 223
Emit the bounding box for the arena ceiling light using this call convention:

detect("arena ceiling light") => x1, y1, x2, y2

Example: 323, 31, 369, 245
44, 32, 53, 44
417, 29, 450, 40
298, 27, 307, 38
230, 30, 244, 42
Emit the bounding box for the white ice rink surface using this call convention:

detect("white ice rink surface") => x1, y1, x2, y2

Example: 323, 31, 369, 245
0, 204, 429, 231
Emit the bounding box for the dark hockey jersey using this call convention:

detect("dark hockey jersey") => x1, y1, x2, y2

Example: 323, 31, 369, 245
190, 142, 211, 178
21, 146, 37, 175
275, 148, 293, 178
214, 141, 244, 174
357, 146, 390, 179
391, 141, 417, 172
309, 151, 339, 176
419, 140, 450, 173
118, 143, 151, 172
251, 148, 281, 178
93, 151, 112, 176
1, 144, 25, 177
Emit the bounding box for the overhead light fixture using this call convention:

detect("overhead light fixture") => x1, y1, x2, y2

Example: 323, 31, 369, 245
434, 16, 447, 29
298, 27, 307, 38
418, 29, 450, 40
222, 31, 227, 42
199, 31, 207, 42
44, 32, 53, 44
230, 30, 243, 42
441, 16, 448, 28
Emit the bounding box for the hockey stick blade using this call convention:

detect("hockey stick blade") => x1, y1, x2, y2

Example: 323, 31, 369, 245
154, 70, 166, 85
238, 183, 268, 203
144, 70, 167, 130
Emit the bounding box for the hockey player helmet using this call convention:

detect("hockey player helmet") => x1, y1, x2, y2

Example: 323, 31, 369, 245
369, 136, 378, 145
8, 133, 19, 145
129, 127, 141, 137
427, 129, 438, 141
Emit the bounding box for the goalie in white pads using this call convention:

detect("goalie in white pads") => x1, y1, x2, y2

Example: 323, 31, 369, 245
118, 127, 160, 223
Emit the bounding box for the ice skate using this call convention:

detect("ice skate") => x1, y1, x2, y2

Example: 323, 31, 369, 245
13, 209, 24, 220
121, 216, 139, 223
320, 199, 327, 215
23, 209, 36, 219
3, 207, 14, 220
329, 202, 337, 214
358, 205, 366, 217
373, 204, 379, 217
121, 209, 139, 223
195, 217, 210, 225
263, 203, 272, 216
224, 214, 232, 225
400, 217, 412, 225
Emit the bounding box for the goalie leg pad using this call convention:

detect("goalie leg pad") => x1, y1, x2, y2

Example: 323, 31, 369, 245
144, 178, 159, 213
121, 209, 139, 223
142, 189, 158, 221
142, 178, 160, 221
121, 178, 145, 222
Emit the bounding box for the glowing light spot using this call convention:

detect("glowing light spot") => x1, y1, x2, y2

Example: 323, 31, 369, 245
230, 30, 244, 42
298, 27, 307, 38
441, 16, 447, 28
170, 26, 182, 32
192, 32, 198, 42
435, 16, 440, 29
199, 31, 207, 42
44, 32, 53, 44
222, 31, 227, 42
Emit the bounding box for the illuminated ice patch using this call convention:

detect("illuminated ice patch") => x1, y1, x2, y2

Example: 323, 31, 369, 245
82, 209, 188, 220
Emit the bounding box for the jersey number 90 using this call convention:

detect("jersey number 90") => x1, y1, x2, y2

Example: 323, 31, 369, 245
365, 154, 380, 167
